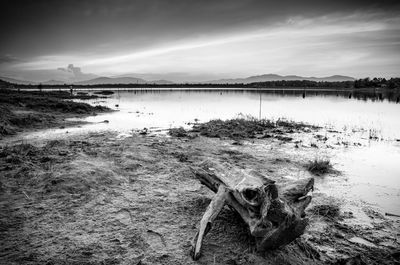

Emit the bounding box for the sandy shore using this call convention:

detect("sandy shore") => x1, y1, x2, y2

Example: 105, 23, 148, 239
1, 123, 399, 264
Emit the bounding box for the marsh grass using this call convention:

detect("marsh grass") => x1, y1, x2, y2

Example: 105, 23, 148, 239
306, 158, 333, 175
168, 127, 188, 137
191, 116, 317, 140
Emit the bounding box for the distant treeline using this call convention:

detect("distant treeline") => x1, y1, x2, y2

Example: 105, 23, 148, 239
247, 80, 354, 88
249, 78, 400, 89
354, 77, 400, 89
1, 77, 400, 89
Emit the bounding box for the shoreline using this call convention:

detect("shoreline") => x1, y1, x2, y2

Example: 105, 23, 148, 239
0, 89, 112, 139
15, 86, 398, 93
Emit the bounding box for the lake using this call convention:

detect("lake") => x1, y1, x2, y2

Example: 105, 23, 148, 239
71, 89, 400, 139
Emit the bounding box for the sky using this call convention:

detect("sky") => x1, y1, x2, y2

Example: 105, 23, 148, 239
0, 0, 399, 82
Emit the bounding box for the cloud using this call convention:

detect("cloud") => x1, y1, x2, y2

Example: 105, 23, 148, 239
1, 0, 399, 59
0, 54, 20, 64
57, 64, 82, 75
2, 1, 400, 79
55, 64, 97, 81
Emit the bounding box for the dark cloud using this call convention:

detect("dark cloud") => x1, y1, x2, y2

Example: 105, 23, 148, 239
0, 0, 399, 78
1, 0, 399, 57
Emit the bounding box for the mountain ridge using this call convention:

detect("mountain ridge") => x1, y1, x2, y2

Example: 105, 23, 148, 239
1, 74, 355, 85
0, 76, 38, 85
206, 74, 355, 84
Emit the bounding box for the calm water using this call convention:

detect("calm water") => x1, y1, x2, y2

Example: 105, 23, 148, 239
19, 89, 400, 214
76, 89, 400, 140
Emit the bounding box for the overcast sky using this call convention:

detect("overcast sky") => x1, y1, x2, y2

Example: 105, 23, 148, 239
1, 0, 399, 81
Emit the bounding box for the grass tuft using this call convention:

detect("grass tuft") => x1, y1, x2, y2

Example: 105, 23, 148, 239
306, 158, 333, 175
168, 127, 188, 137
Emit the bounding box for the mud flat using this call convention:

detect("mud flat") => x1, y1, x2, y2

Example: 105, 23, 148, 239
0, 106, 399, 264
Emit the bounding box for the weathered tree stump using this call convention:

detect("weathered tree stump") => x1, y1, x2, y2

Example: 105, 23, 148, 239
190, 160, 314, 260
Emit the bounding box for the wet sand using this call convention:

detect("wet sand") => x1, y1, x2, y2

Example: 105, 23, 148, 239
1, 128, 399, 264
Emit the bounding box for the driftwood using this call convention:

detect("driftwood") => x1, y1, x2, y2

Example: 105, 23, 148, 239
190, 160, 314, 260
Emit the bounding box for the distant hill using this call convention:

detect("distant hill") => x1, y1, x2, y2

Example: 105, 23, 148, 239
1, 74, 354, 86
314, 75, 355, 82
150, 79, 174, 84
112, 72, 212, 83
74, 76, 148, 85
0, 75, 174, 86
0, 76, 37, 85
74, 76, 174, 85
42, 80, 67, 85
206, 74, 355, 84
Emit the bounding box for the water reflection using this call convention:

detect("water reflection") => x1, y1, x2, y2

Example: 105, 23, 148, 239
73, 89, 400, 141
113, 88, 400, 103
24, 87, 400, 103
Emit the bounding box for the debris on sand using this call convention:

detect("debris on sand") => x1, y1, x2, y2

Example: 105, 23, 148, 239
385, 212, 400, 218
190, 160, 314, 260
310, 204, 340, 218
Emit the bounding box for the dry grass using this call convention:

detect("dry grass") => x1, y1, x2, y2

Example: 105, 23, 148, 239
306, 158, 333, 176
191, 117, 317, 140
168, 127, 189, 137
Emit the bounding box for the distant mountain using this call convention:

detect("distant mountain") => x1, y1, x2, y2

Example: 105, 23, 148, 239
206, 74, 355, 84
74, 76, 175, 85
0, 65, 98, 84
1, 73, 355, 86
112, 72, 219, 83
0, 76, 37, 85
150, 79, 174, 84
313, 75, 355, 82
42, 80, 67, 85
74, 76, 147, 85
1, 75, 174, 85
